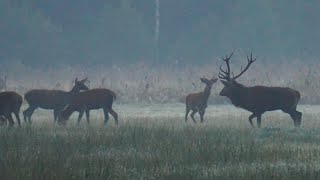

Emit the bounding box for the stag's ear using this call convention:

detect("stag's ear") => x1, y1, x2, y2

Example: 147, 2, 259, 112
200, 77, 206, 83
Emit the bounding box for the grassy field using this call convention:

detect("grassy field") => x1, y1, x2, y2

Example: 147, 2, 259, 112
1, 104, 320, 179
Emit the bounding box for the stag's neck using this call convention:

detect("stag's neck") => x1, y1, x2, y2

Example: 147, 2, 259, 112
229, 84, 249, 107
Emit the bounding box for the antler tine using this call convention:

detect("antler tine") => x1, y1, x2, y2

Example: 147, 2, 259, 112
219, 65, 229, 80
247, 52, 257, 63
219, 52, 233, 81
222, 52, 234, 61
218, 72, 228, 80
233, 52, 257, 80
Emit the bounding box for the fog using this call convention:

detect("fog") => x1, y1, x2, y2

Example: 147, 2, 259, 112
0, 0, 319, 103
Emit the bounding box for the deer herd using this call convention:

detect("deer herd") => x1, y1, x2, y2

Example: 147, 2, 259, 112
0, 53, 302, 128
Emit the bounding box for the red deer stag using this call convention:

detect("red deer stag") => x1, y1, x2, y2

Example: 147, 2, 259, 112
0, 91, 22, 127
218, 52, 302, 127
58, 88, 118, 125
185, 76, 218, 123
23, 78, 89, 123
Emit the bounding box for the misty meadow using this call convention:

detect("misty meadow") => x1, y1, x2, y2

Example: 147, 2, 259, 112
1, 0, 320, 179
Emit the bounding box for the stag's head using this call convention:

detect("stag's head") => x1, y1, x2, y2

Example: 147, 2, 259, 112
200, 76, 218, 90
72, 77, 89, 93
218, 53, 256, 98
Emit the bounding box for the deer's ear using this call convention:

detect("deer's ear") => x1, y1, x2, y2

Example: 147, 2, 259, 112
212, 78, 218, 83
81, 77, 88, 83
200, 78, 205, 83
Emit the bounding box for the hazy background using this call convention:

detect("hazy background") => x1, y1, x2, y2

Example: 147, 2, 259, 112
0, 0, 319, 104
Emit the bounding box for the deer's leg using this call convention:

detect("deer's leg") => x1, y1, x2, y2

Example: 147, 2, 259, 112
199, 109, 205, 123
0, 116, 6, 126
284, 108, 302, 127
85, 110, 90, 124
23, 105, 37, 123
6, 113, 14, 127
107, 108, 118, 125
185, 106, 190, 122
294, 110, 302, 127
248, 114, 256, 127
14, 111, 21, 126
77, 110, 84, 125
103, 108, 109, 125
286, 109, 302, 127
257, 114, 262, 128
53, 109, 59, 122
190, 110, 197, 123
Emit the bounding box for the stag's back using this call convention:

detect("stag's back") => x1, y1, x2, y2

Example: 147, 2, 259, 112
235, 86, 300, 112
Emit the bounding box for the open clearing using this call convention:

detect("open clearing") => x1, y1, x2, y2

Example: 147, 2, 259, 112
1, 104, 320, 179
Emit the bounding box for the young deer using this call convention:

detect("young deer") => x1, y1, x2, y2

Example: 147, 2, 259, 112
219, 52, 302, 127
59, 88, 118, 125
23, 78, 89, 123
0, 91, 23, 127
185, 76, 218, 123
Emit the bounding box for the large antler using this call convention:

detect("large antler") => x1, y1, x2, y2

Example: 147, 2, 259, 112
218, 52, 234, 81
232, 53, 256, 80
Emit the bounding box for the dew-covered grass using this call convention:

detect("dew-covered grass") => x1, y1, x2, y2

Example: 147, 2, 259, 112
1, 104, 320, 179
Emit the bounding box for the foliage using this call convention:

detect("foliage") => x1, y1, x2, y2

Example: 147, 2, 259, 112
0, 0, 319, 65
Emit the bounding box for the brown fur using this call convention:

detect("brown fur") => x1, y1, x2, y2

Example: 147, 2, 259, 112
0, 91, 22, 127
23, 78, 89, 123
219, 53, 302, 127
59, 88, 118, 125
185, 77, 217, 123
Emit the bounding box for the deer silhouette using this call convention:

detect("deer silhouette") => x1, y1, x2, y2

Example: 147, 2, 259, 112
0, 91, 22, 127
59, 88, 118, 126
23, 78, 89, 123
185, 76, 218, 123
218, 52, 302, 127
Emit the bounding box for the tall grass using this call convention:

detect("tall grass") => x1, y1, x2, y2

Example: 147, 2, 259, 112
1, 57, 320, 104
1, 104, 320, 179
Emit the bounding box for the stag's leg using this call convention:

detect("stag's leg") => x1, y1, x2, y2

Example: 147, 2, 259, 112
284, 109, 302, 127
257, 114, 262, 128
190, 110, 197, 123
14, 112, 21, 127
185, 106, 190, 122
85, 110, 90, 124
292, 109, 302, 127
295, 111, 302, 127
107, 108, 118, 125
77, 110, 84, 125
248, 114, 256, 127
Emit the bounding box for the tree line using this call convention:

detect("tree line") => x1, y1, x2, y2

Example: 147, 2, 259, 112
1, 0, 319, 66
